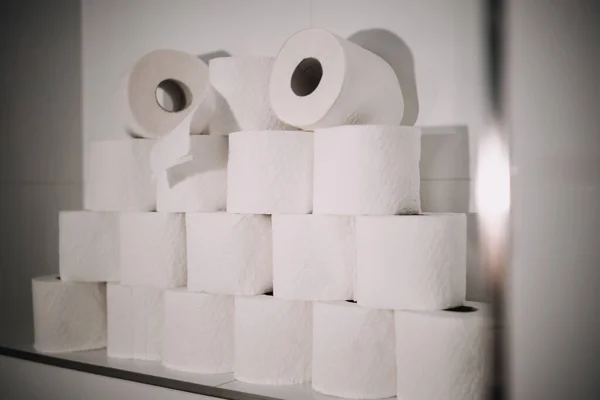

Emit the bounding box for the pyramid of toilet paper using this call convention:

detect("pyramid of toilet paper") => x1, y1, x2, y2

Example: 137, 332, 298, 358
32, 29, 488, 399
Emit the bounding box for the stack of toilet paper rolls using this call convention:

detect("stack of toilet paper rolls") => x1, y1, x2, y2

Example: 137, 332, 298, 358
32, 27, 489, 400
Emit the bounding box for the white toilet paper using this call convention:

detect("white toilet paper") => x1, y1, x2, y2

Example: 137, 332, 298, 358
395, 302, 490, 400
119, 212, 186, 288
32, 275, 106, 353
234, 295, 312, 385
227, 131, 313, 214
156, 135, 228, 212
209, 57, 291, 135
85, 139, 156, 212
186, 213, 272, 295
126, 49, 213, 138
59, 211, 119, 282
314, 125, 421, 215
420, 126, 471, 180
270, 28, 404, 130
272, 215, 355, 301
163, 289, 234, 373
107, 284, 163, 360
420, 179, 472, 213
312, 301, 396, 399
356, 214, 466, 310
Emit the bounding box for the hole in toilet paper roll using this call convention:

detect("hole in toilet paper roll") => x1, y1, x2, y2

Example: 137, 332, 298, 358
444, 305, 478, 313
155, 79, 191, 113
291, 58, 323, 97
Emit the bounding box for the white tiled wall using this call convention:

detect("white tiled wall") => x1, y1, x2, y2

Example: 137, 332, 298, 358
1, 0, 485, 346
82, 0, 486, 165
0, 0, 82, 344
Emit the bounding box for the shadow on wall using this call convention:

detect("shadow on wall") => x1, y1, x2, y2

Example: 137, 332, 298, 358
348, 29, 419, 126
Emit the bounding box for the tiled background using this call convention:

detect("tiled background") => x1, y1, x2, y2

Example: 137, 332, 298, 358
0, 0, 485, 345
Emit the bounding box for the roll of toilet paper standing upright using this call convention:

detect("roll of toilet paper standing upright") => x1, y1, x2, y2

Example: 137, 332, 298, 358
272, 215, 355, 301
313, 301, 396, 399
126, 49, 213, 138
209, 57, 292, 135
235, 295, 312, 385
156, 135, 228, 212
163, 289, 234, 373
395, 302, 490, 400
119, 212, 186, 288
59, 211, 119, 282
85, 140, 156, 212
314, 125, 421, 215
107, 284, 164, 360
356, 214, 466, 310
270, 28, 404, 130
186, 213, 272, 295
32, 275, 106, 353
227, 131, 313, 214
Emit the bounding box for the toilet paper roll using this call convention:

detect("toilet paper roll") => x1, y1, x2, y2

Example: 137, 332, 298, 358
314, 125, 421, 215
466, 213, 488, 301
420, 180, 472, 213
107, 284, 163, 360
156, 135, 228, 212
227, 131, 313, 214
235, 295, 312, 385
395, 302, 490, 400
126, 49, 213, 138
356, 214, 466, 310
85, 139, 156, 212
59, 211, 119, 282
119, 212, 186, 288
312, 301, 396, 399
186, 213, 272, 295
272, 215, 355, 301
270, 28, 404, 130
420, 126, 471, 180
163, 289, 234, 373
208, 57, 292, 135
32, 275, 106, 353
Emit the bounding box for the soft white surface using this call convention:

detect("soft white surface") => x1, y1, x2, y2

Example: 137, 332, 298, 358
186, 213, 272, 295
234, 295, 312, 385
163, 289, 234, 373
356, 214, 466, 310
227, 131, 313, 214
395, 302, 489, 400
208, 57, 292, 135
312, 301, 396, 399
420, 125, 470, 180
59, 211, 119, 282
156, 135, 228, 212
272, 215, 355, 301
119, 212, 186, 288
420, 180, 472, 213
125, 49, 213, 138
85, 140, 156, 212
314, 125, 420, 215
107, 284, 164, 361
32, 275, 106, 353
270, 28, 403, 130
